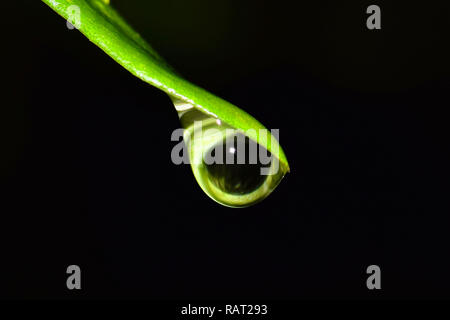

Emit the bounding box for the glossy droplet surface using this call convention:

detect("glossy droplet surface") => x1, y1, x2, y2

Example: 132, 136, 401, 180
174, 99, 287, 208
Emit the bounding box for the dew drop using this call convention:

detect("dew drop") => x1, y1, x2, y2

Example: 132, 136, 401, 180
172, 98, 287, 208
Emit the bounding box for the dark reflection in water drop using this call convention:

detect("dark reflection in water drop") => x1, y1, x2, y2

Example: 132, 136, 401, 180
204, 135, 271, 195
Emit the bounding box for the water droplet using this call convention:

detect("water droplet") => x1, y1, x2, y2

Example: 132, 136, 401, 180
172, 98, 288, 208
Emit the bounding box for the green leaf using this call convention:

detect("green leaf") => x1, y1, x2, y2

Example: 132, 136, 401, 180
41, 0, 289, 170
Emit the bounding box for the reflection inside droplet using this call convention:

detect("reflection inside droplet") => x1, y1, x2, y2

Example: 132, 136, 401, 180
205, 134, 271, 195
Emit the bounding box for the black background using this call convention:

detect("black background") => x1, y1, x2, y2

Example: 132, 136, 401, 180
1, 0, 449, 299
